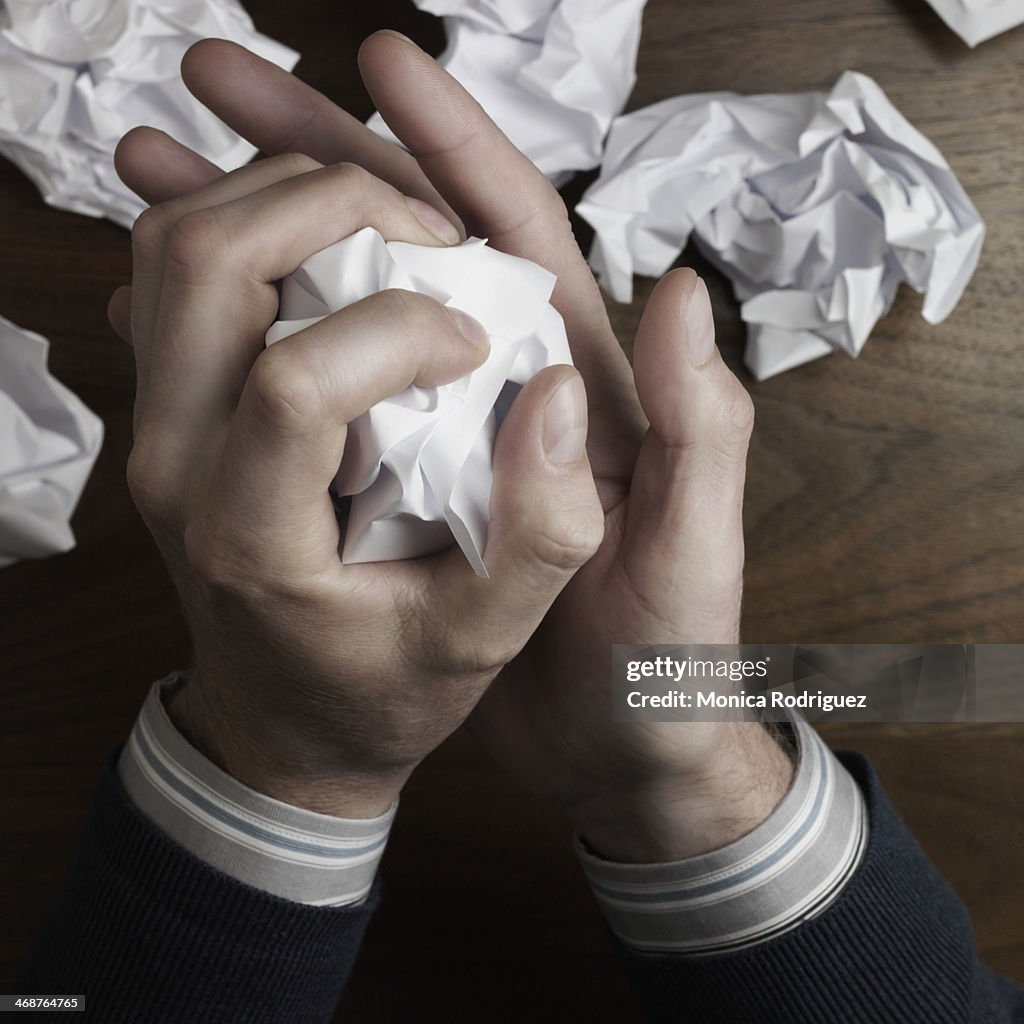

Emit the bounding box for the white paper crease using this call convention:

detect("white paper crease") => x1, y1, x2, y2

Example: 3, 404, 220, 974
266, 227, 571, 576
0, 315, 103, 567
0, 0, 299, 227
577, 71, 985, 380
923, 0, 1024, 45
368, 0, 647, 185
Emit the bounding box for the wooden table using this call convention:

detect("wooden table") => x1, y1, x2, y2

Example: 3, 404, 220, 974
1, 1, 1021, 1018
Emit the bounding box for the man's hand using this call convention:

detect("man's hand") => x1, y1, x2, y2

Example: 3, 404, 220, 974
116, 32, 792, 853
114, 145, 603, 819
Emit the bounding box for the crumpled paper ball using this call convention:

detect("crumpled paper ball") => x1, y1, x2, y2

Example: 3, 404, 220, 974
577, 71, 985, 380
369, 0, 647, 185
266, 227, 572, 577
0, 0, 298, 228
0, 314, 103, 567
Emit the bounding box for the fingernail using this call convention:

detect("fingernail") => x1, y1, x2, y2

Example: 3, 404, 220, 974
687, 277, 716, 366
444, 306, 490, 351
405, 196, 461, 245
543, 373, 588, 466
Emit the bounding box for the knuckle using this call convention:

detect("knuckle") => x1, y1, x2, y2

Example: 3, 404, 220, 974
525, 503, 604, 573
373, 288, 441, 338
248, 347, 324, 432
320, 162, 402, 234
164, 208, 228, 277
375, 286, 424, 318
126, 441, 170, 516
130, 204, 172, 255
276, 151, 322, 178
325, 160, 371, 193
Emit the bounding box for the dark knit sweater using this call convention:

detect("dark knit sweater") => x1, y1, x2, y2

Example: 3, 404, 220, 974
18, 752, 1024, 1022
618, 754, 1024, 1023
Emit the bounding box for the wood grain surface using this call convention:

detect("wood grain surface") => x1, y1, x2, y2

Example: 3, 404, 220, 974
0, 1, 1021, 1019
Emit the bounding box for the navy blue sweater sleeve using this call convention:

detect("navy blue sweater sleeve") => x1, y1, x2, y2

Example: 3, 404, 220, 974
614, 752, 1024, 1023
17, 754, 376, 1023
19, 751, 1023, 1022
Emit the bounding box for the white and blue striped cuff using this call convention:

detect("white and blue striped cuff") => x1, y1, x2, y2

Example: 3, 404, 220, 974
576, 719, 867, 954
118, 675, 395, 907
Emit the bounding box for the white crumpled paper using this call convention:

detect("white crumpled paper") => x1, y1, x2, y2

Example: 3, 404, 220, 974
0, 0, 298, 228
577, 71, 985, 380
266, 227, 571, 576
923, 0, 1024, 46
369, 0, 647, 185
0, 315, 103, 567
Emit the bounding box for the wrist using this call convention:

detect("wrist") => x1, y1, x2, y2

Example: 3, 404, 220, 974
165, 674, 406, 819
571, 722, 796, 863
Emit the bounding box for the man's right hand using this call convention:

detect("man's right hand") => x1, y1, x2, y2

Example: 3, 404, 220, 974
114, 147, 603, 819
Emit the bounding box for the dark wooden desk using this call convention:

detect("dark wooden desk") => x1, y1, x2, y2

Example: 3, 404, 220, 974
1, 1, 1021, 1019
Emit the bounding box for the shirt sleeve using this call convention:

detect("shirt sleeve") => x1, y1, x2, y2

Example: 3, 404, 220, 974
118, 674, 395, 907
576, 718, 867, 954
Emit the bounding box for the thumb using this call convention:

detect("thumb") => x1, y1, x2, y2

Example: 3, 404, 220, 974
430, 365, 604, 668
625, 269, 755, 640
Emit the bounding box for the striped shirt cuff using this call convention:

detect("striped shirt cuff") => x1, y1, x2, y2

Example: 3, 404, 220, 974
118, 674, 395, 907
576, 719, 867, 954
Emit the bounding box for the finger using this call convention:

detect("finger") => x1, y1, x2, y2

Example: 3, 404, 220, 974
107, 285, 132, 344
126, 150, 327, 420
426, 366, 604, 670
179, 39, 461, 230
624, 269, 754, 639
357, 31, 644, 492
207, 291, 490, 573
137, 159, 459, 447
115, 126, 223, 206
118, 129, 457, 358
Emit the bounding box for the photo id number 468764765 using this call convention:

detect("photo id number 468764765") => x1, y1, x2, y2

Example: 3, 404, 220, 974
0, 995, 84, 1012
